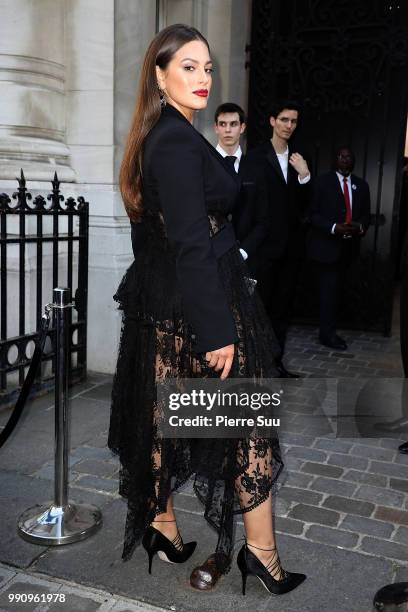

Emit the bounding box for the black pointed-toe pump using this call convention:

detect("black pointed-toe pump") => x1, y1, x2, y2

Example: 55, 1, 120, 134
237, 542, 306, 596
142, 525, 197, 574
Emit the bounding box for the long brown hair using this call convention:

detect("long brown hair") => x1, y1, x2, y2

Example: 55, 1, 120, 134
119, 24, 210, 222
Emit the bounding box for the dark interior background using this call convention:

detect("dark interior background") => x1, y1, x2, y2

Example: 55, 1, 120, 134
247, 0, 408, 334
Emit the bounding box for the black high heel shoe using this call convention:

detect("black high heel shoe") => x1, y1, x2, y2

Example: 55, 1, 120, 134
142, 523, 197, 574
237, 542, 306, 595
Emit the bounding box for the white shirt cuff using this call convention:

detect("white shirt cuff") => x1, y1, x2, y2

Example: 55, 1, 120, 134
298, 173, 311, 185
239, 248, 248, 260
331, 224, 336, 234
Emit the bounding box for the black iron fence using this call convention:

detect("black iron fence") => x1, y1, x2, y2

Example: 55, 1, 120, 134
0, 170, 89, 406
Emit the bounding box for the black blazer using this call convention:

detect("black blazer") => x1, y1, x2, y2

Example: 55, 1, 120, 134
243, 141, 311, 264
131, 103, 240, 354
232, 154, 270, 275
306, 171, 371, 264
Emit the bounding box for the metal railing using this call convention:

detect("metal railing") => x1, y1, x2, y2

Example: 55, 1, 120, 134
0, 170, 89, 405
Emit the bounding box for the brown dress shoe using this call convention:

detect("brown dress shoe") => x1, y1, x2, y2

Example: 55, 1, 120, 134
189, 553, 229, 591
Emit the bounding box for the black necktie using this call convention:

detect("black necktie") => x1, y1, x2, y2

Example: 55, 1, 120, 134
225, 155, 237, 172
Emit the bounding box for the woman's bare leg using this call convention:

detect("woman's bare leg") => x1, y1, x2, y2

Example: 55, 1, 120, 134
149, 327, 182, 547
236, 439, 284, 580
241, 491, 284, 580
150, 496, 182, 547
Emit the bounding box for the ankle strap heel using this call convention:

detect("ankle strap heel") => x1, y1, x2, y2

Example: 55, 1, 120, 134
142, 526, 197, 576
236, 543, 306, 596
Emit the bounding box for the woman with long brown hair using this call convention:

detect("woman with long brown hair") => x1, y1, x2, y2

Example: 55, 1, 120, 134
108, 23, 306, 595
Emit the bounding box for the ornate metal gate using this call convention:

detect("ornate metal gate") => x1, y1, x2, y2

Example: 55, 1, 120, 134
0, 172, 89, 406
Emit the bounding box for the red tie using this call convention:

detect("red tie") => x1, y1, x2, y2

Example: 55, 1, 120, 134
343, 176, 352, 224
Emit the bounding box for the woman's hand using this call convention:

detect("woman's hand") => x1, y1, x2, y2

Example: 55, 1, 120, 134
205, 344, 234, 380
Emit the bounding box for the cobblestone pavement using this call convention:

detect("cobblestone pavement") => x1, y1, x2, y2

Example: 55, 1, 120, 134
0, 320, 407, 612
278, 325, 407, 563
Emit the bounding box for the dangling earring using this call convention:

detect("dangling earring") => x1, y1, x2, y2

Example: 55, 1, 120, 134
157, 84, 166, 108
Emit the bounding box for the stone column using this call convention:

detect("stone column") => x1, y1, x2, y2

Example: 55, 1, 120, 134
63, 0, 156, 373
0, 0, 74, 181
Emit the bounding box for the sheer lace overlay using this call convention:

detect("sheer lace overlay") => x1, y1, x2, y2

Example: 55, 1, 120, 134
108, 212, 283, 570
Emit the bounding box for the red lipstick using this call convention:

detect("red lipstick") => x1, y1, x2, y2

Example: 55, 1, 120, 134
193, 89, 208, 97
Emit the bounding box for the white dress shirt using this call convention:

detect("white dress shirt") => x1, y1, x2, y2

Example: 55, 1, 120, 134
216, 144, 242, 173
216, 143, 248, 260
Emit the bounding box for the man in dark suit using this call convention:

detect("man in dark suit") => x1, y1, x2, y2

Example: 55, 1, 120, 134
240, 101, 311, 377
307, 146, 371, 350
213, 102, 269, 274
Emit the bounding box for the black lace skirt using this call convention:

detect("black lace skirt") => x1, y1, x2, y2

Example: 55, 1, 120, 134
108, 243, 283, 567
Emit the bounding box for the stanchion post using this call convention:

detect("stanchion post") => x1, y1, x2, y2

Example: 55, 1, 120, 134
17, 287, 102, 545
53, 287, 70, 509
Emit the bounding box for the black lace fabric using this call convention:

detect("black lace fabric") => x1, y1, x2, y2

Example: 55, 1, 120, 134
108, 212, 283, 571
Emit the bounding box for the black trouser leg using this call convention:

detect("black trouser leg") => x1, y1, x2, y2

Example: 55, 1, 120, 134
257, 258, 300, 359
316, 262, 339, 340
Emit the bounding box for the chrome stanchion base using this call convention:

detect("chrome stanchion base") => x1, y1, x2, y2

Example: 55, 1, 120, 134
17, 502, 102, 545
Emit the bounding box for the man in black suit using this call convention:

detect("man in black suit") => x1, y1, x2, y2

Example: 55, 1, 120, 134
214, 102, 269, 274
240, 101, 311, 377
307, 146, 371, 350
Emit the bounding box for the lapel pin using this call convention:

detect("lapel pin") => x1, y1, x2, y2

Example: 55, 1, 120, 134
352, 184, 357, 190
